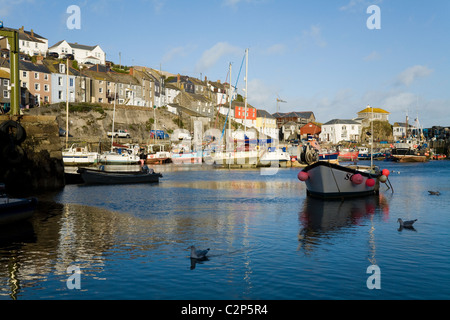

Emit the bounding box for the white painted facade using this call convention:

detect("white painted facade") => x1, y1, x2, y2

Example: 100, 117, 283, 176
319, 120, 361, 144
49, 40, 106, 65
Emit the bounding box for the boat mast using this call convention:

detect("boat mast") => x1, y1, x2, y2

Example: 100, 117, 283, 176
111, 83, 117, 152
244, 48, 248, 133
370, 105, 373, 169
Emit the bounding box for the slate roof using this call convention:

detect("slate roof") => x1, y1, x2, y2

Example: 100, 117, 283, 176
323, 119, 360, 125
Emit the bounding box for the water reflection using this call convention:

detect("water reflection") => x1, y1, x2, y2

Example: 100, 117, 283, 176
298, 195, 390, 254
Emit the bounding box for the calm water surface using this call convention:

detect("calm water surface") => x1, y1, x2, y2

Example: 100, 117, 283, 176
1, 161, 449, 300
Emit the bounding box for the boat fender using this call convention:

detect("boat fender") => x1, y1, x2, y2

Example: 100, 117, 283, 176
379, 175, 387, 183
0, 120, 26, 145
351, 174, 363, 185
298, 171, 309, 181
366, 178, 376, 187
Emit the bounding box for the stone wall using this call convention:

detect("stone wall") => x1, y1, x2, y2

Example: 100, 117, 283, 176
0, 115, 65, 195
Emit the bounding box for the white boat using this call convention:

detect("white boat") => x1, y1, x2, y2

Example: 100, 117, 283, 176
98, 148, 140, 164
259, 147, 290, 166
62, 144, 99, 165
171, 151, 203, 164
146, 144, 171, 164
298, 161, 391, 199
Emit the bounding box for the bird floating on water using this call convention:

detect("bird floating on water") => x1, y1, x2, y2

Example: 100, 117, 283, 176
428, 191, 440, 196
397, 218, 417, 228
188, 245, 210, 260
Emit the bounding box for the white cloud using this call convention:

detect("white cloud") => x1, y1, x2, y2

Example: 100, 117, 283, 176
161, 45, 195, 64
264, 44, 287, 55
363, 51, 381, 61
246, 78, 277, 109
395, 65, 434, 87
195, 42, 242, 73
0, 0, 34, 17
302, 25, 327, 48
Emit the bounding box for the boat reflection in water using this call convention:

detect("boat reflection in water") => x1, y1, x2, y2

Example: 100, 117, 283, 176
298, 195, 390, 253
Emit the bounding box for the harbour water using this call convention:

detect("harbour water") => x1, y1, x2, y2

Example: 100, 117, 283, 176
0, 161, 449, 300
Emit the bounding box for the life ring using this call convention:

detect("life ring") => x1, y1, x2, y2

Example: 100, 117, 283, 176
3, 144, 25, 164
0, 120, 26, 144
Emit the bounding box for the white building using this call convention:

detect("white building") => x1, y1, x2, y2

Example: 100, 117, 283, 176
48, 40, 106, 65
0, 27, 48, 57
319, 119, 361, 144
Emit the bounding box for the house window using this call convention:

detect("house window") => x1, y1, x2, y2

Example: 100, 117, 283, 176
58, 91, 63, 99
44, 96, 49, 102
3, 90, 9, 98
34, 72, 39, 79
22, 82, 27, 88
44, 84, 49, 92
69, 78, 74, 87
98, 98, 103, 103
2, 79, 8, 86
58, 77, 63, 86
99, 88, 103, 93
44, 74, 48, 81
22, 71, 27, 77
34, 83, 40, 91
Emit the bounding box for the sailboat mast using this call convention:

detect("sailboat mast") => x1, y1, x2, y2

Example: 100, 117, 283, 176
370, 105, 373, 169
229, 62, 232, 135
111, 83, 116, 152
244, 48, 248, 133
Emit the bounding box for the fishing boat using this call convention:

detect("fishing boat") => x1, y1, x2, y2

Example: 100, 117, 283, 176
0, 184, 37, 225
319, 149, 339, 161
298, 161, 391, 199
298, 107, 392, 199
146, 144, 171, 164
390, 142, 427, 163
77, 166, 162, 185
338, 148, 359, 161
62, 144, 99, 166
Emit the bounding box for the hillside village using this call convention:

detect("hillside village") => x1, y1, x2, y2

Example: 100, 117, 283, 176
1, 26, 449, 146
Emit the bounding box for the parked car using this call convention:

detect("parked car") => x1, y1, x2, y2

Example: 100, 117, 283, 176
107, 130, 131, 138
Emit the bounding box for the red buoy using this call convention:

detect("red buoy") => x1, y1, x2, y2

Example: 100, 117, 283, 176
366, 178, 376, 187
381, 169, 390, 177
298, 171, 309, 181
351, 174, 363, 185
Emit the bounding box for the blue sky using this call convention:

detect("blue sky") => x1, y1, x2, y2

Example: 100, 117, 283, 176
1, 0, 449, 127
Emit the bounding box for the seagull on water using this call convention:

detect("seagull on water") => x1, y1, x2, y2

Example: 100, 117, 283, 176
397, 218, 417, 228
428, 191, 440, 196
188, 245, 210, 260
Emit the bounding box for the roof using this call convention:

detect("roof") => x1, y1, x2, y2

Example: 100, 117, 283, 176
323, 119, 360, 125
256, 109, 275, 118
358, 106, 390, 114
0, 27, 47, 41
49, 40, 101, 52
0, 69, 10, 78
272, 111, 314, 119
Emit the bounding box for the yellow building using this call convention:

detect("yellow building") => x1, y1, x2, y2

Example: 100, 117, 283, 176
256, 109, 278, 139
357, 105, 390, 121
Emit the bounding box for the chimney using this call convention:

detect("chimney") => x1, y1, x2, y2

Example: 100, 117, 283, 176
204, 76, 207, 83
30, 29, 34, 37
217, 79, 221, 84
19, 26, 25, 33
129, 67, 133, 75
177, 73, 181, 88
